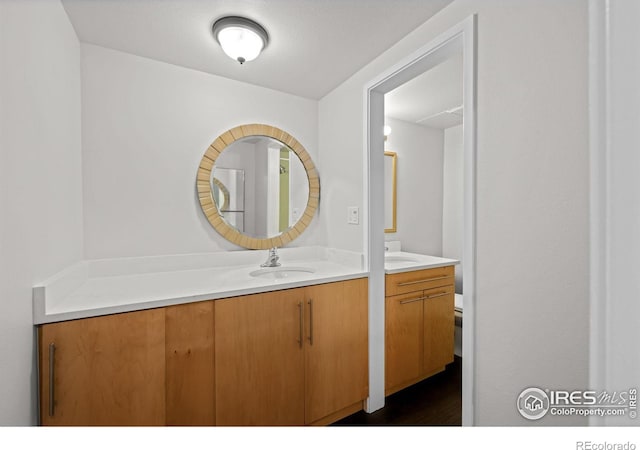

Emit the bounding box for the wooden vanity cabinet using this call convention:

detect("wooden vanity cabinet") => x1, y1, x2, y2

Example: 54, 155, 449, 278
39, 308, 166, 426
385, 291, 423, 392
385, 266, 455, 396
214, 289, 306, 425
165, 301, 215, 426
304, 279, 369, 424
38, 277, 367, 426
39, 301, 215, 426
422, 285, 455, 375
215, 278, 368, 426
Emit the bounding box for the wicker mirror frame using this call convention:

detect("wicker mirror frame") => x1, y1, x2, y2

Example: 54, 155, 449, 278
196, 124, 320, 249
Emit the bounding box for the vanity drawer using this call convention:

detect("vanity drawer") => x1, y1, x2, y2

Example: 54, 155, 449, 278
385, 266, 454, 297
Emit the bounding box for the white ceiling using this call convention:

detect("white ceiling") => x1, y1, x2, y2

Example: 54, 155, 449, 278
385, 50, 463, 129
61, 0, 453, 100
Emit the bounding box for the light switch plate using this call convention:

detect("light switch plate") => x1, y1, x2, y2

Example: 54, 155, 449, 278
348, 206, 359, 225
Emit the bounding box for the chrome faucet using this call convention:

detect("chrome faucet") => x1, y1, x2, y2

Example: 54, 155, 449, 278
261, 247, 281, 267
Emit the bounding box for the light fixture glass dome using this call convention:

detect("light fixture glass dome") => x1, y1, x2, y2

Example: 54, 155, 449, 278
213, 16, 269, 64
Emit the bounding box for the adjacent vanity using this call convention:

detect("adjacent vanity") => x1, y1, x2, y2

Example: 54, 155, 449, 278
383, 150, 460, 395
383, 250, 459, 396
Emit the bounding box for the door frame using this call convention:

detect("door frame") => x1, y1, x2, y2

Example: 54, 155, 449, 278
362, 15, 477, 425
588, 0, 640, 426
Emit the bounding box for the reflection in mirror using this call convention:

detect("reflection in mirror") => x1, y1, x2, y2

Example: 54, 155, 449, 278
384, 151, 397, 233
212, 136, 309, 239
212, 169, 244, 231
197, 124, 319, 250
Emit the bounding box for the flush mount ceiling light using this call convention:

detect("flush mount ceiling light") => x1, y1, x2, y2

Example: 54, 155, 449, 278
212, 16, 269, 65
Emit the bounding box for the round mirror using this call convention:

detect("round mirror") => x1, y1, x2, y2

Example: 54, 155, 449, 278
197, 124, 319, 249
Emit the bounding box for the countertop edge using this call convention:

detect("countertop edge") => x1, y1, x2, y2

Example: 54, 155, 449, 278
384, 261, 459, 275
34, 270, 369, 325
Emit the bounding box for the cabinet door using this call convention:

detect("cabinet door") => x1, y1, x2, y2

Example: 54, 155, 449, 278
304, 278, 368, 424
423, 285, 455, 374
39, 309, 165, 426
215, 289, 305, 425
165, 300, 215, 426
385, 291, 424, 394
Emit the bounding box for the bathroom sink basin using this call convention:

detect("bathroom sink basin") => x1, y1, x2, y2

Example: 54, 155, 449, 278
384, 255, 419, 263
249, 266, 316, 279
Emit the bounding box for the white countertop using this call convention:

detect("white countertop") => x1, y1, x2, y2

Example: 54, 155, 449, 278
32, 247, 459, 325
384, 251, 459, 274
33, 246, 367, 325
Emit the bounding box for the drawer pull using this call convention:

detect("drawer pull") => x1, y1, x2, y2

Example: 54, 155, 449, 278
49, 342, 56, 417
400, 296, 429, 305
298, 302, 304, 348
308, 299, 314, 346
397, 275, 450, 287
426, 292, 450, 300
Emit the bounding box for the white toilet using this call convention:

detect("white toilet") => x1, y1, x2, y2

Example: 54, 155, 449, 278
454, 293, 463, 357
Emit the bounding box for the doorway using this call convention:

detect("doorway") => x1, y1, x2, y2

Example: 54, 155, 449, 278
363, 16, 477, 425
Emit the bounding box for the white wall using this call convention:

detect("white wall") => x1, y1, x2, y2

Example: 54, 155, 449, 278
319, 0, 589, 425
81, 44, 319, 258
0, 0, 83, 425
442, 124, 464, 292
384, 117, 444, 255
316, 89, 361, 250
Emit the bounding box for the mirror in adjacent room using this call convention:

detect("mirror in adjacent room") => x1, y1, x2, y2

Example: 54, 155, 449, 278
196, 124, 319, 250
384, 151, 397, 233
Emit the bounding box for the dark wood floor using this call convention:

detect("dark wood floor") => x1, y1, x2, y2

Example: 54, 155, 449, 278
333, 357, 462, 426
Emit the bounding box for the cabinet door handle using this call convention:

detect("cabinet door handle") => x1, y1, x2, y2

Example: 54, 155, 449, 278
426, 292, 450, 300
399, 296, 429, 305
307, 299, 314, 346
298, 301, 304, 348
397, 275, 450, 287
48, 343, 55, 417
